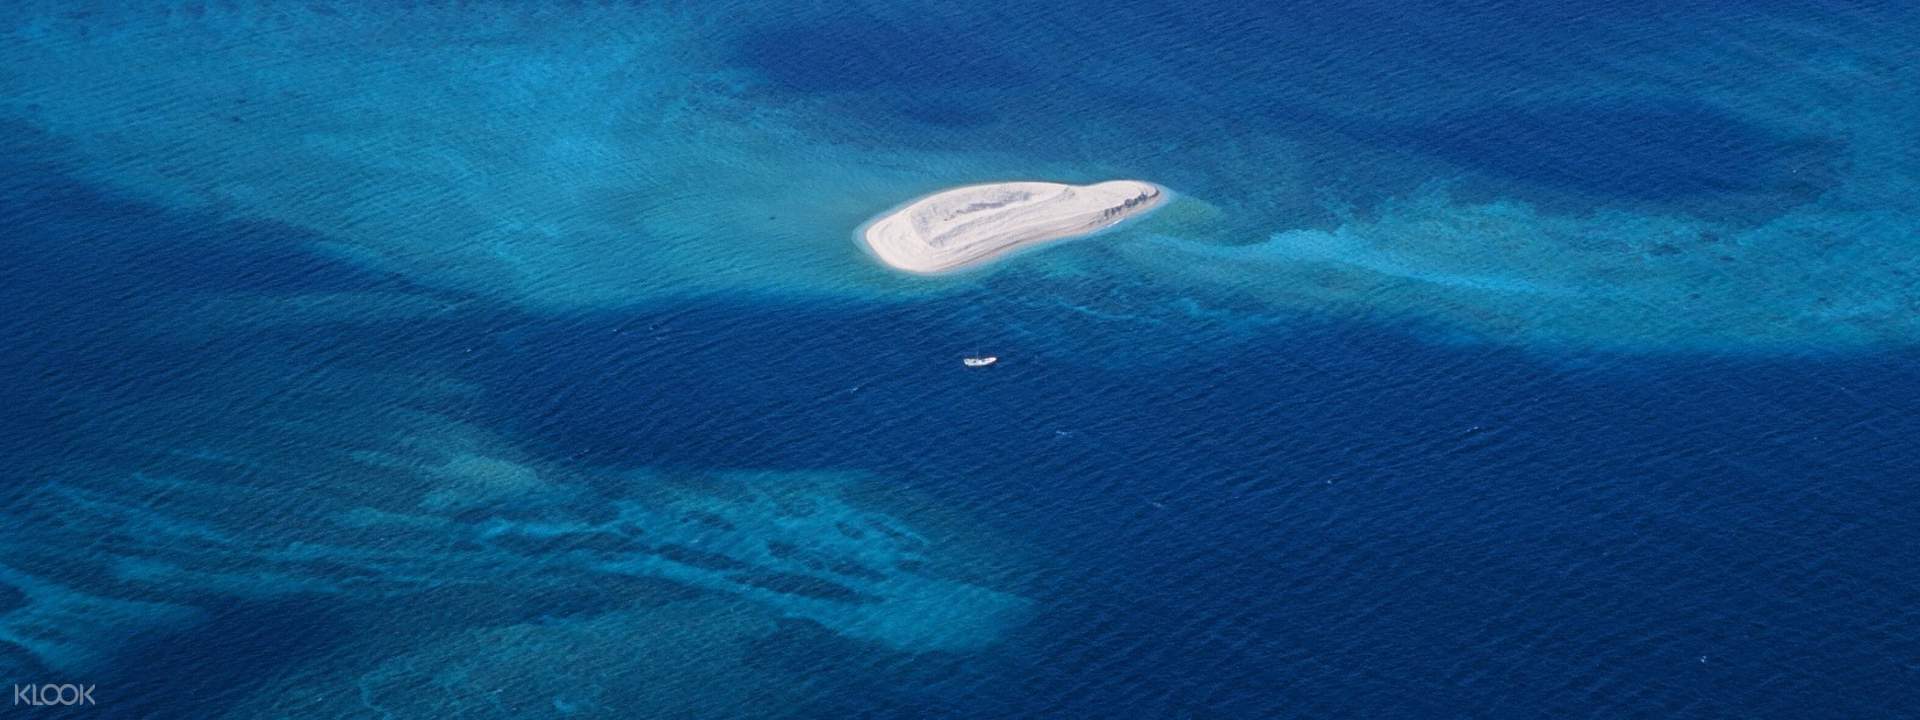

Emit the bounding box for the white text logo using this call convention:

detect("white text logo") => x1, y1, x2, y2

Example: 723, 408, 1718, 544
14, 684, 96, 706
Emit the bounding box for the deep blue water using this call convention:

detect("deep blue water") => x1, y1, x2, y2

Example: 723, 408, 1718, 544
4, 1, 1920, 718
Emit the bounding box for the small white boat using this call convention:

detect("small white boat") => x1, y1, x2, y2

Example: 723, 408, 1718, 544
962, 356, 998, 367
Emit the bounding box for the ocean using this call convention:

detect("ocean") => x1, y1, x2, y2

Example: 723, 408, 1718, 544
2, 1, 1918, 717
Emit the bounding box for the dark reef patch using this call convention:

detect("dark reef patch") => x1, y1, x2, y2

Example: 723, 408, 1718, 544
1401, 100, 1841, 207
731, 572, 877, 605
0, 582, 24, 614
96, 597, 351, 719
653, 544, 750, 572
730, 16, 1027, 94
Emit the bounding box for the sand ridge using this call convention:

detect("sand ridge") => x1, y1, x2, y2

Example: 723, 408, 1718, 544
862, 180, 1166, 273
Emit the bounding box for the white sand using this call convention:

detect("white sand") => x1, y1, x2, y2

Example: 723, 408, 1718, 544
862, 180, 1166, 274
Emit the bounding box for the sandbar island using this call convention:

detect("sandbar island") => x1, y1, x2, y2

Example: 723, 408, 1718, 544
861, 180, 1166, 274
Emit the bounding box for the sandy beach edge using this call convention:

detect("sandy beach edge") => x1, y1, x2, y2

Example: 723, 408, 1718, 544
854, 180, 1172, 275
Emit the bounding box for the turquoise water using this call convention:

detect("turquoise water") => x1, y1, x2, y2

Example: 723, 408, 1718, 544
6, 2, 1916, 349
3, 1, 1919, 717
